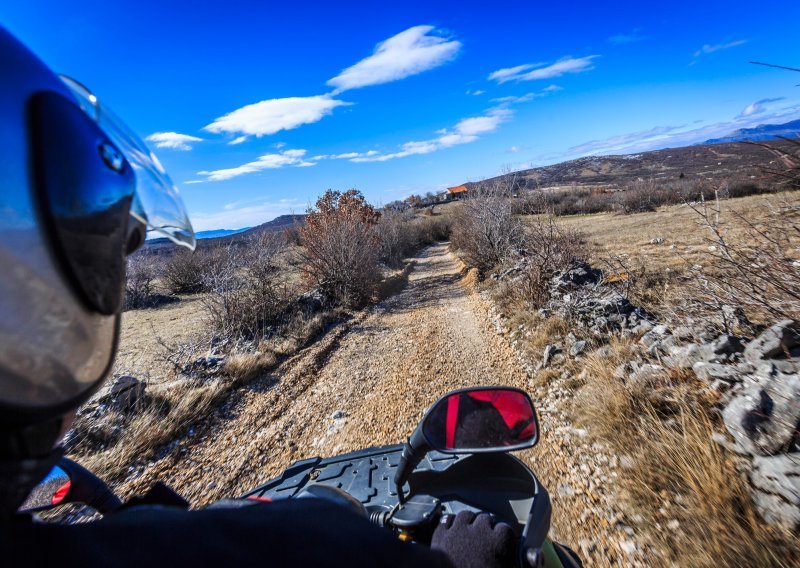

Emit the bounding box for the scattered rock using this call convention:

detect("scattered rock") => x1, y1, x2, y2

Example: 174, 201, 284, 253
97, 375, 146, 412
744, 320, 800, 373
649, 237, 665, 245
722, 363, 800, 456
750, 453, 800, 531
555, 261, 602, 288
540, 344, 558, 369
557, 483, 576, 497
711, 334, 745, 356
692, 362, 741, 384
569, 340, 588, 357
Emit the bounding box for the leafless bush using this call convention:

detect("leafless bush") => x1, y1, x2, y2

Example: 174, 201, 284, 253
124, 255, 158, 309
298, 189, 381, 306
378, 208, 418, 267
500, 217, 586, 309
378, 209, 452, 267
688, 194, 800, 326
161, 248, 222, 294
450, 184, 524, 274
203, 233, 294, 339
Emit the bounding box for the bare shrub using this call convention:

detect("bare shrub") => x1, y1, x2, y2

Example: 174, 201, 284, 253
298, 189, 381, 306
378, 208, 418, 267
124, 254, 158, 309
688, 195, 800, 326
499, 216, 586, 309
162, 248, 221, 294
450, 184, 523, 274
203, 233, 294, 340
378, 209, 452, 267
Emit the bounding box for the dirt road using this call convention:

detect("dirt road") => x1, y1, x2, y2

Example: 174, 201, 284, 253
122, 243, 639, 565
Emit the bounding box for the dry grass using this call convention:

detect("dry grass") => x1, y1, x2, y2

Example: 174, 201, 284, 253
547, 190, 800, 321
577, 339, 799, 567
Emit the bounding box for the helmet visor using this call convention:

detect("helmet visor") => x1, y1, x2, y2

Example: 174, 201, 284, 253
60, 76, 196, 250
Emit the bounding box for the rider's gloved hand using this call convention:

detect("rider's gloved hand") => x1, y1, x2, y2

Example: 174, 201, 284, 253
431, 511, 517, 568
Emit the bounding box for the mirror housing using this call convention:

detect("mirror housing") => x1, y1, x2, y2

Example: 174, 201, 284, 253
422, 387, 538, 453
394, 387, 538, 503
17, 457, 122, 515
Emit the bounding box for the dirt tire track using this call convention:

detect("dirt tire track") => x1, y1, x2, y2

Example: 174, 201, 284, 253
120, 243, 626, 565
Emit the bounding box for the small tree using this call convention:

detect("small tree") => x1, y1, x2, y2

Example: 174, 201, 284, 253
298, 189, 381, 306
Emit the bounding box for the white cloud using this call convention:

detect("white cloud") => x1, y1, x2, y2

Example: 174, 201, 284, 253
197, 149, 315, 182
190, 198, 305, 232
491, 85, 562, 105
507, 146, 522, 153
488, 56, 599, 83
204, 95, 350, 139
348, 106, 513, 163
228, 136, 248, 145
466, 89, 486, 96
694, 39, 747, 58
562, 101, 800, 157
739, 97, 785, 117
327, 25, 461, 92
146, 131, 203, 151
608, 29, 645, 44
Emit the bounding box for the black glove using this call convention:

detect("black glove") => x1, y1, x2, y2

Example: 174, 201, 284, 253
431, 511, 517, 568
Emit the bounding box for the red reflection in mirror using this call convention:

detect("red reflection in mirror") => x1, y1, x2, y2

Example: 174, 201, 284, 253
423, 388, 537, 452
51, 480, 71, 505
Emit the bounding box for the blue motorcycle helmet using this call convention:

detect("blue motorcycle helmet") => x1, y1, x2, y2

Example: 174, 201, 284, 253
0, 26, 194, 511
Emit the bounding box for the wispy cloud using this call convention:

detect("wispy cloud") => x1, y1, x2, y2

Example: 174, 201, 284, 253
327, 25, 461, 93
345, 103, 519, 163
190, 198, 305, 232
197, 149, 315, 182
466, 89, 485, 96
204, 95, 350, 141
562, 101, 800, 157
608, 29, 646, 44
693, 39, 747, 58
488, 56, 599, 83
738, 97, 785, 117
146, 131, 203, 151
567, 125, 686, 155
491, 84, 562, 105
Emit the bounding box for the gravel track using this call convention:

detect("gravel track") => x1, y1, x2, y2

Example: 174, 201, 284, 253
120, 243, 639, 566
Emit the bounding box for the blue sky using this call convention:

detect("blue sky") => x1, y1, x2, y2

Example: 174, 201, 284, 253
4, 1, 800, 230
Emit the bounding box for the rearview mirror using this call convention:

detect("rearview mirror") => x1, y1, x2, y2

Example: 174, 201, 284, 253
422, 387, 538, 453
18, 465, 72, 513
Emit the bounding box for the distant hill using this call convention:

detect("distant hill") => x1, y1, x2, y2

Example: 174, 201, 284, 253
488, 139, 795, 190
143, 214, 306, 252
703, 119, 800, 145
234, 214, 306, 239
194, 227, 251, 240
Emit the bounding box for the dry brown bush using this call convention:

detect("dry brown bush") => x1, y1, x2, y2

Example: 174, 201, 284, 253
298, 189, 381, 306
577, 339, 799, 566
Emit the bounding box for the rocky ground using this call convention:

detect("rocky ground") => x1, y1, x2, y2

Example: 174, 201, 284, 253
107, 243, 646, 566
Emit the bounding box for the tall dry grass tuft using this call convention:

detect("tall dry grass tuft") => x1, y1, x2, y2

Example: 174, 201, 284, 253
578, 340, 799, 567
